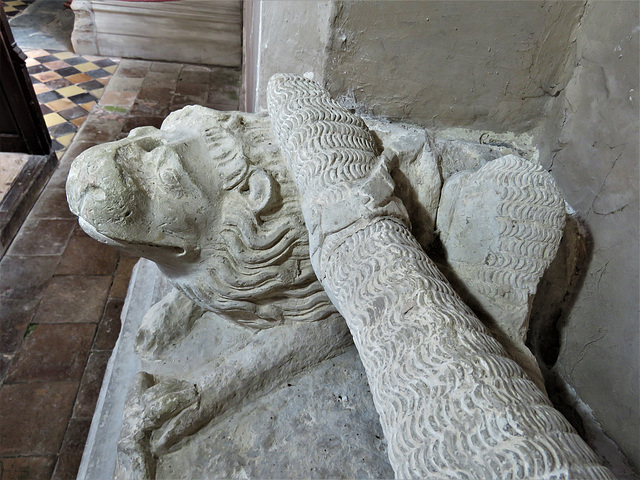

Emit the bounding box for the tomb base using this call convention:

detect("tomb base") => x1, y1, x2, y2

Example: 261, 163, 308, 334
78, 259, 393, 479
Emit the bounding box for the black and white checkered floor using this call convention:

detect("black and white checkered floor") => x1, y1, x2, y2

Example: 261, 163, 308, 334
2, 0, 35, 18
24, 49, 119, 153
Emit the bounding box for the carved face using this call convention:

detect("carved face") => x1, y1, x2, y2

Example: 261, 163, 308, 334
67, 107, 336, 327
67, 126, 221, 268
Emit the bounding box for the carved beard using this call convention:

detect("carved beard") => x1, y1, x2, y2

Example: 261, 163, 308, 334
161, 107, 339, 329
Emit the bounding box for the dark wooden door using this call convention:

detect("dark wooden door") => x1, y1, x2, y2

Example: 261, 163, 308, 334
0, 4, 51, 155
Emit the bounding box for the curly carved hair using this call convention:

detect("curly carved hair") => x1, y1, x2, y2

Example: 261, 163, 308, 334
160, 107, 337, 329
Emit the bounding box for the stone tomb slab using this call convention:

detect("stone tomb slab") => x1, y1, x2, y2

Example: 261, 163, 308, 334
79, 259, 393, 479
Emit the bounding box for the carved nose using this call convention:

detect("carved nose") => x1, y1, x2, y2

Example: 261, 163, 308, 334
66, 144, 132, 226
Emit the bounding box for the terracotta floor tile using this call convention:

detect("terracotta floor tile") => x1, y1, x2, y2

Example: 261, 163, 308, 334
44, 78, 73, 90
92, 298, 123, 351
42, 60, 71, 71
0, 298, 39, 353
58, 105, 88, 121
58, 141, 99, 166
71, 116, 87, 127
25, 49, 49, 58
109, 256, 139, 299
206, 102, 238, 112
209, 67, 241, 86
32, 275, 111, 324
72, 351, 110, 418
29, 187, 75, 220
56, 235, 119, 276
177, 67, 211, 85
175, 82, 209, 97
208, 90, 239, 109
45, 162, 74, 190
0, 382, 77, 455
0, 456, 56, 480
136, 86, 173, 104
99, 90, 137, 107
142, 71, 179, 88
32, 71, 61, 83
75, 117, 124, 143
46, 98, 76, 112
171, 93, 207, 108
117, 59, 150, 69
0, 256, 59, 300
5, 323, 96, 383
118, 65, 151, 78
106, 75, 145, 93
51, 418, 91, 480
66, 72, 93, 84
32, 83, 51, 94
5, 218, 75, 256
72, 221, 91, 238
129, 99, 169, 118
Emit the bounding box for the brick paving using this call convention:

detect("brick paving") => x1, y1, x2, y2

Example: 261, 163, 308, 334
0, 58, 240, 479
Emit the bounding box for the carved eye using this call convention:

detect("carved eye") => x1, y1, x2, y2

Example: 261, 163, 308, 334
158, 164, 183, 195
136, 137, 163, 152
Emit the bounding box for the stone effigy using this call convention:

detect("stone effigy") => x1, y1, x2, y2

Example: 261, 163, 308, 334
67, 107, 435, 478
436, 155, 567, 390
65, 75, 611, 478
267, 73, 612, 478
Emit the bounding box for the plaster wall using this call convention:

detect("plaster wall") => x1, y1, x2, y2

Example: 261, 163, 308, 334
325, 1, 585, 132
536, 2, 639, 471
252, 1, 584, 133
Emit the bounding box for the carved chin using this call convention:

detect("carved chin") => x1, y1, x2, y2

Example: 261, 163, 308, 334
78, 217, 188, 260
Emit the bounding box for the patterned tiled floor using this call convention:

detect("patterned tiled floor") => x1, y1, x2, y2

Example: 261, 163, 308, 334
0, 58, 240, 479
25, 49, 119, 155
2, 0, 35, 18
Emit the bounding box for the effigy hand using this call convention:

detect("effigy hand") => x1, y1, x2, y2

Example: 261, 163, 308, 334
117, 313, 353, 477
116, 373, 198, 479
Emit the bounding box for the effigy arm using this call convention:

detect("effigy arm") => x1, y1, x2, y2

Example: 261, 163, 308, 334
267, 73, 613, 479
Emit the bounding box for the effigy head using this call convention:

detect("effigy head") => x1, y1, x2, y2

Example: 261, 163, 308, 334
67, 124, 218, 267
67, 106, 334, 328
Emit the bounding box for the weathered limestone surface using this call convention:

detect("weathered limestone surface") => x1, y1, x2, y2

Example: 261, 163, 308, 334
268, 74, 612, 479
67, 95, 609, 478
246, 5, 639, 473
77, 259, 393, 479
66, 107, 431, 478
140, 324, 392, 479
437, 155, 567, 390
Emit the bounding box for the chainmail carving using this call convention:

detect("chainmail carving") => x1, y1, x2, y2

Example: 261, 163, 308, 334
267, 73, 614, 479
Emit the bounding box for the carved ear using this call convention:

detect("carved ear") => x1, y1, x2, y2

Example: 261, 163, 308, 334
245, 168, 276, 215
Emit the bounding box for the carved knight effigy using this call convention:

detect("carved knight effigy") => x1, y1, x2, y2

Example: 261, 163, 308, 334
66, 75, 613, 479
